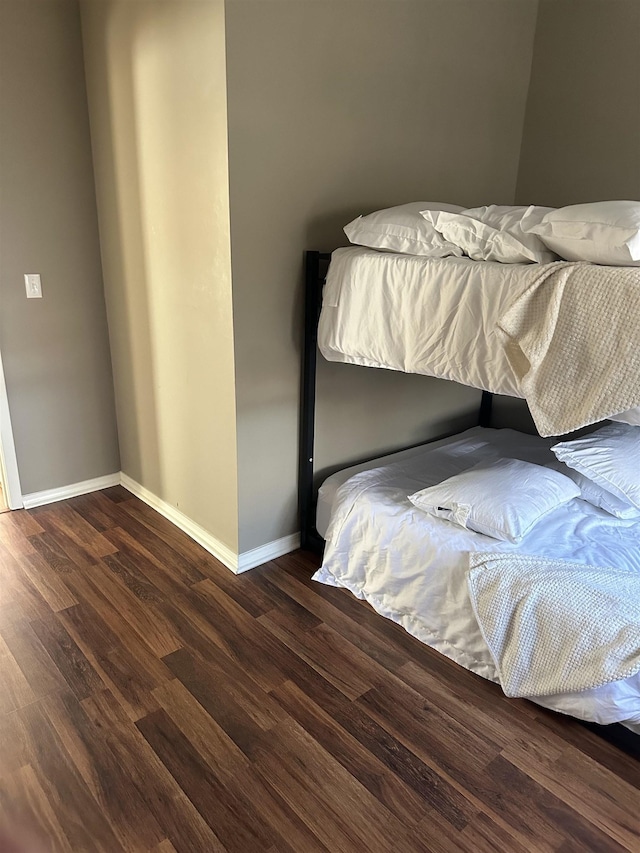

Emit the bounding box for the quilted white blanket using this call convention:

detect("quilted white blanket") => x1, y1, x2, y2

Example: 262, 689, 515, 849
467, 552, 640, 698
498, 262, 640, 436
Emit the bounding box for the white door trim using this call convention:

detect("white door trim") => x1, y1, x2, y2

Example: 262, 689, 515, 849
0, 349, 23, 509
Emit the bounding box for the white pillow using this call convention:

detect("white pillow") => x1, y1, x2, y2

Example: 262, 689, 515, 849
344, 202, 465, 257
522, 201, 640, 266
423, 204, 558, 264
551, 423, 640, 510
408, 458, 580, 542
548, 461, 640, 520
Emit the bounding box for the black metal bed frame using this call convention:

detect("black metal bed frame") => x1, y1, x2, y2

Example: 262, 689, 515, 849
297, 247, 640, 759
298, 249, 493, 555
298, 251, 331, 554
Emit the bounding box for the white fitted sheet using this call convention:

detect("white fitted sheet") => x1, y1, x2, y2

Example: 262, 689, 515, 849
315, 430, 478, 539
318, 247, 640, 428
313, 427, 640, 728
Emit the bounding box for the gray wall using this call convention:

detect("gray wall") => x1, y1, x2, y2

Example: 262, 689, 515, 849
516, 0, 640, 206
0, 0, 120, 495
226, 0, 539, 551
500, 0, 640, 432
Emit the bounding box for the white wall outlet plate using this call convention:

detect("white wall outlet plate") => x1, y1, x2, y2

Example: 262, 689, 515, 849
24, 274, 42, 298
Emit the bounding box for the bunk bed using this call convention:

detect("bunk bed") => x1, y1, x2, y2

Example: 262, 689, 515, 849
298, 204, 640, 748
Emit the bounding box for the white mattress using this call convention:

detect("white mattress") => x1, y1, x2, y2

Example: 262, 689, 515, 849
313, 427, 640, 729
318, 247, 640, 428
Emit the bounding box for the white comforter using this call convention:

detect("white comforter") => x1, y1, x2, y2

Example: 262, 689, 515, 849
318, 247, 640, 433
313, 428, 640, 726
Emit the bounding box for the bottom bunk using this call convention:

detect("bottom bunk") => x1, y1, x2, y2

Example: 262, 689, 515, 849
312, 426, 640, 737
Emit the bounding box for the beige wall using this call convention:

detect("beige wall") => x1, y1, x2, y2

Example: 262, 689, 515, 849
0, 0, 120, 496
80, 0, 239, 550
226, 0, 539, 551
516, 0, 640, 206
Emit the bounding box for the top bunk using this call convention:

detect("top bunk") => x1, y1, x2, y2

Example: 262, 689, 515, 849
315, 200, 640, 438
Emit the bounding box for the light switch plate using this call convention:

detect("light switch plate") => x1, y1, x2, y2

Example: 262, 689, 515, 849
24, 274, 42, 298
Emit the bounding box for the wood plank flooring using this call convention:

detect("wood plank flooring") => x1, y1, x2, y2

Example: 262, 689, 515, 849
0, 483, 8, 513
0, 487, 638, 852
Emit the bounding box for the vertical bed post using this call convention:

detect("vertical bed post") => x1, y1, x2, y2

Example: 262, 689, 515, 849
479, 390, 493, 428
299, 251, 329, 553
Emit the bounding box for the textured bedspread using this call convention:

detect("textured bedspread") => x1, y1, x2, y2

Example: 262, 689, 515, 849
467, 552, 640, 698
498, 262, 640, 436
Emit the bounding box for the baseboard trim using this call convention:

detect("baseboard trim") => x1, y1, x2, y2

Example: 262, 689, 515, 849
121, 473, 299, 573
237, 533, 301, 573
22, 473, 122, 509
23, 470, 301, 574
120, 473, 240, 572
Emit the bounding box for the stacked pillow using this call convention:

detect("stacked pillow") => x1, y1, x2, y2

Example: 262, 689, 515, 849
344, 199, 640, 266
550, 423, 640, 518
549, 462, 640, 520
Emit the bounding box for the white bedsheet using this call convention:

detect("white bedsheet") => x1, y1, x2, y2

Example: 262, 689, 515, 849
313, 427, 640, 727
318, 247, 640, 429
315, 431, 472, 539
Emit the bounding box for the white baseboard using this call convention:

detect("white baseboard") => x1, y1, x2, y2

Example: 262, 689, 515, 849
237, 533, 301, 573
22, 473, 121, 509
120, 472, 241, 571
22, 469, 300, 574
121, 473, 299, 573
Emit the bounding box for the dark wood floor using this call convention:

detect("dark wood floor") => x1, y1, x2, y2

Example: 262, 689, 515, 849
0, 488, 638, 852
